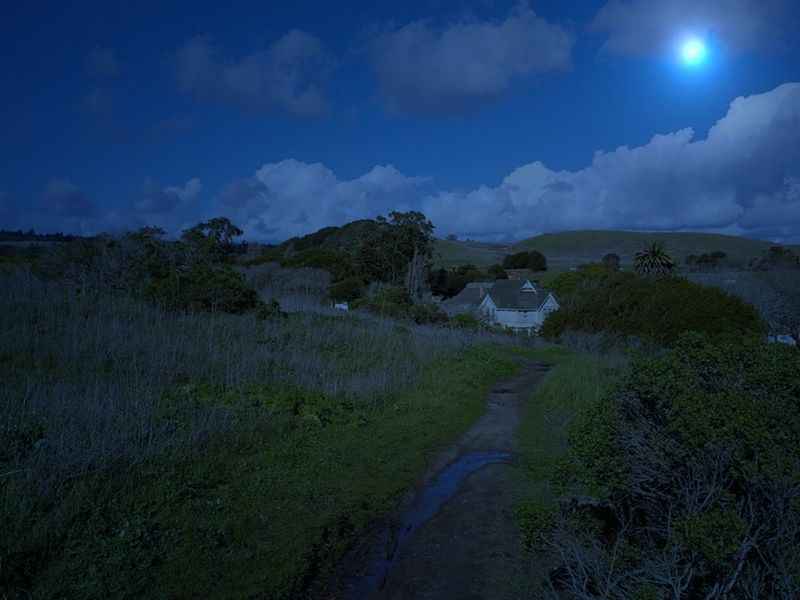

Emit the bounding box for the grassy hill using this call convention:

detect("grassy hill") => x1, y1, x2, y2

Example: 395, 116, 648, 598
513, 230, 795, 270
432, 239, 511, 269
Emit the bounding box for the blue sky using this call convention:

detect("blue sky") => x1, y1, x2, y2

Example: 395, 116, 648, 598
2, 0, 800, 242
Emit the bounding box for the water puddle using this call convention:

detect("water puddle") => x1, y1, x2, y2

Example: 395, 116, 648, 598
349, 450, 513, 596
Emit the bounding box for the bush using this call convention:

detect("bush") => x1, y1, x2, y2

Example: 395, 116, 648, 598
146, 264, 261, 314
329, 276, 365, 302
450, 313, 481, 329
487, 264, 508, 280
540, 270, 766, 347
408, 303, 448, 325
255, 299, 285, 320
503, 250, 547, 271
546, 332, 800, 598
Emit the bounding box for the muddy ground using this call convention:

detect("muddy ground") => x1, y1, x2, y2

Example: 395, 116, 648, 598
322, 359, 552, 600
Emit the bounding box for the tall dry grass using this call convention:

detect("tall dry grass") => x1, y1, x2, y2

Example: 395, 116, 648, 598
0, 266, 516, 498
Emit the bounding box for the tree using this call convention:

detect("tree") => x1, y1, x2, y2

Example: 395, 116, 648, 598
181, 217, 244, 264
487, 264, 508, 280
527, 250, 547, 271
446, 233, 458, 241
634, 241, 675, 277
601, 253, 620, 271
503, 250, 547, 271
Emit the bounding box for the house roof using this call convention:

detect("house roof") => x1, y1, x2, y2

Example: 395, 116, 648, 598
441, 281, 495, 315
484, 279, 556, 310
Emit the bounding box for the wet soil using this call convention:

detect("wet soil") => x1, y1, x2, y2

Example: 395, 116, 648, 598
325, 359, 552, 600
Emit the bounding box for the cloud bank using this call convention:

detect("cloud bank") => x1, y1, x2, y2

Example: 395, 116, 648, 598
369, 2, 573, 115
14, 83, 800, 244
175, 30, 333, 117
214, 82, 800, 243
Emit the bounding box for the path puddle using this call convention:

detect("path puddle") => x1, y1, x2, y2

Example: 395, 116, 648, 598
351, 451, 513, 596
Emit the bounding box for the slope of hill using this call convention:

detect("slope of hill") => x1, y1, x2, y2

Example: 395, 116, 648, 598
432, 239, 511, 268
512, 230, 787, 269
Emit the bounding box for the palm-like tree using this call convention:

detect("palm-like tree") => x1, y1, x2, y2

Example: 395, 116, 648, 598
634, 241, 675, 277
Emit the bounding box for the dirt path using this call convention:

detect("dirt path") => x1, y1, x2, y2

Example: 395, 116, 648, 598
328, 359, 552, 600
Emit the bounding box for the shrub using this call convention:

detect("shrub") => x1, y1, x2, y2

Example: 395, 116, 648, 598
545, 332, 800, 598
450, 313, 481, 329
503, 250, 547, 271
255, 299, 285, 321
487, 264, 508, 280
540, 270, 766, 347
408, 303, 448, 325
601, 253, 620, 271
329, 276, 365, 302
146, 264, 260, 314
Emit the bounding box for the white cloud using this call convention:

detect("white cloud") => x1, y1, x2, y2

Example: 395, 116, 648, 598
370, 1, 573, 115
423, 82, 800, 241
216, 159, 432, 242
208, 83, 800, 244
590, 0, 796, 57
175, 30, 333, 117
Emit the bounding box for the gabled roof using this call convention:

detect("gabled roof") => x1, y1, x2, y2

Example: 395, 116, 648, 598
484, 279, 556, 310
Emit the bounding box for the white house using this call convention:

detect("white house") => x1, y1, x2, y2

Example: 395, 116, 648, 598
478, 279, 560, 334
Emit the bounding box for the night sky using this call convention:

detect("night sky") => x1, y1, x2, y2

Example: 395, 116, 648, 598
2, 0, 800, 243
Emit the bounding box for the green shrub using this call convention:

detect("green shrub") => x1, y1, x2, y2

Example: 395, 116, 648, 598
450, 313, 481, 329
548, 332, 800, 597
408, 303, 448, 325
329, 276, 365, 302
255, 299, 285, 321
541, 270, 766, 347
146, 264, 260, 314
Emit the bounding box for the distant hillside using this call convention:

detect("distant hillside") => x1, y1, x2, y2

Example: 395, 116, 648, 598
432, 239, 511, 268
513, 230, 793, 270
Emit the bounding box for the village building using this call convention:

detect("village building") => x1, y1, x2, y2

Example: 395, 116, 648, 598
441, 279, 559, 334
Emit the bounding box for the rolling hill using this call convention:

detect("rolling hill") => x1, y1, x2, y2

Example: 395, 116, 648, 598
433, 230, 799, 272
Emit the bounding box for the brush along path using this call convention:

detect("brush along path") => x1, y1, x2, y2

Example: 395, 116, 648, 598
333, 359, 552, 600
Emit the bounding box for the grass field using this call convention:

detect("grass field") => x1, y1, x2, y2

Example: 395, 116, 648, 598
432, 239, 511, 268
0, 266, 547, 599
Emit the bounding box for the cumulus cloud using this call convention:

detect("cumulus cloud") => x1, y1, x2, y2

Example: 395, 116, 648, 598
175, 30, 333, 117
422, 82, 800, 242
43, 180, 96, 217
207, 83, 800, 244
590, 0, 797, 57
136, 177, 202, 214
215, 159, 433, 242
369, 2, 573, 115
85, 47, 120, 77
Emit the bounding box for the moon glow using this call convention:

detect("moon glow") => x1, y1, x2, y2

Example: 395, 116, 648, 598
681, 39, 707, 65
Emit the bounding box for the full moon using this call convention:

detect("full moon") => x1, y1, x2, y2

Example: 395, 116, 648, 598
681, 39, 706, 65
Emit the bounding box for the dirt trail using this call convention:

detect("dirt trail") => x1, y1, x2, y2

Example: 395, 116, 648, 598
329, 359, 552, 600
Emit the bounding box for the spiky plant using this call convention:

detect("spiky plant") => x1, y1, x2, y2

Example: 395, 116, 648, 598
634, 241, 675, 277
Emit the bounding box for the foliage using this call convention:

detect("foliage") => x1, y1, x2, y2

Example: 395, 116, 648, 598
180, 217, 245, 264
487, 264, 509, 279
450, 313, 481, 329
541, 332, 800, 599
281, 248, 356, 282
685, 250, 728, 271
328, 275, 365, 302
255, 299, 285, 320
633, 241, 675, 277
601, 253, 620, 271
541, 269, 766, 347
408, 303, 448, 325
749, 245, 800, 271
503, 250, 548, 271
428, 264, 487, 298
